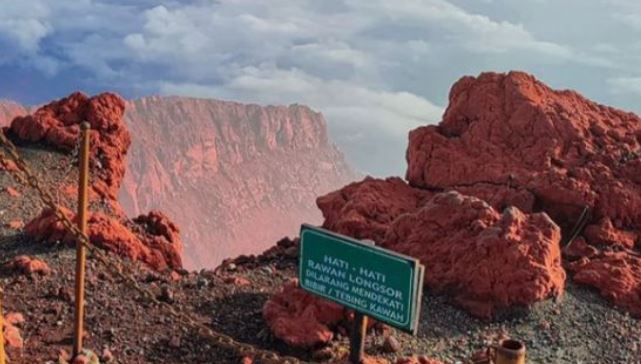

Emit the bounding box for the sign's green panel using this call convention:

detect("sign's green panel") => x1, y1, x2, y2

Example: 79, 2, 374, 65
299, 224, 424, 334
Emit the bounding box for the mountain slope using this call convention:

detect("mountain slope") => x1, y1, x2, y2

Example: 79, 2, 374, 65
121, 96, 357, 268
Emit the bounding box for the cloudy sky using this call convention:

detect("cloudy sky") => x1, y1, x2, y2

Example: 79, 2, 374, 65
1, 0, 641, 176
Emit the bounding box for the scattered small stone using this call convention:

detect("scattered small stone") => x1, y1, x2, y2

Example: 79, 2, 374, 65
5, 187, 20, 197
101, 347, 114, 362
383, 335, 401, 353
168, 336, 181, 348
311, 347, 334, 361
159, 286, 174, 303
224, 276, 251, 286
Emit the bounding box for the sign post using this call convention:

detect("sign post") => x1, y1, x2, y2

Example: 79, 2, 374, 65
0, 288, 5, 364
73, 122, 91, 359
299, 224, 425, 363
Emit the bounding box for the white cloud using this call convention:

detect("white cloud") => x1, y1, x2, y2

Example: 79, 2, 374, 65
2, 0, 641, 174
608, 77, 641, 95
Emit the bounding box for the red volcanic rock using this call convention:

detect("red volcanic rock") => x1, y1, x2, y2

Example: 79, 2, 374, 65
10, 92, 130, 200
385, 191, 564, 317
3, 255, 52, 275
121, 97, 356, 268
0, 157, 18, 172
263, 279, 344, 348
568, 251, 641, 317
317, 177, 433, 243
4, 186, 20, 197
5, 219, 24, 230
404, 71, 641, 316
3, 311, 24, 349
406, 71, 636, 226
25, 207, 182, 271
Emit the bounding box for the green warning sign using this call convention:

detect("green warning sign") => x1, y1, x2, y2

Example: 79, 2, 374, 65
299, 224, 425, 334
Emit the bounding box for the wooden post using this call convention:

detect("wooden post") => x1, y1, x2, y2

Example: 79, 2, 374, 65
0, 288, 6, 364
349, 312, 368, 364
72, 122, 91, 358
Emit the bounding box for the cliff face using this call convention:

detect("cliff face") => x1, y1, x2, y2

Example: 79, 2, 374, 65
0, 100, 27, 126
121, 96, 356, 269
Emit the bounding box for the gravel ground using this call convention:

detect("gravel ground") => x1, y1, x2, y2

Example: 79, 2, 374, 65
1, 143, 641, 363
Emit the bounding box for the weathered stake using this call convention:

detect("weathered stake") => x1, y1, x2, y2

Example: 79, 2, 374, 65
0, 288, 6, 364
349, 312, 368, 364
72, 122, 91, 358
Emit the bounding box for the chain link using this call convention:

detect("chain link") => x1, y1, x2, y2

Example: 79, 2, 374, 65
0, 131, 306, 364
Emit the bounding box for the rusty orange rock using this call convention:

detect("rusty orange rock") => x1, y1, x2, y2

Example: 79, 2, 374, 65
404, 71, 641, 316
317, 184, 565, 318
317, 177, 433, 244
263, 279, 345, 348
4, 187, 20, 197
6, 219, 24, 230
24, 207, 182, 271
2, 311, 24, 349
10, 92, 185, 271
10, 92, 130, 200
3, 255, 52, 275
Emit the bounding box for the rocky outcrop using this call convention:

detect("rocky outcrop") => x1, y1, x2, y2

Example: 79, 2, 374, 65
9, 92, 130, 200
24, 207, 182, 271
7, 93, 183, 271
317, 182, 564, 318
404, 71, 641, 316
317, 177, 433, 244
121, 96, 356, 268
385, 191, 564, 317
266, 72, 641, 348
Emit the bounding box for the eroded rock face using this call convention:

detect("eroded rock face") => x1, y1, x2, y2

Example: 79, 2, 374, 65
9, 92, 130, 200
121, 97, 357, 268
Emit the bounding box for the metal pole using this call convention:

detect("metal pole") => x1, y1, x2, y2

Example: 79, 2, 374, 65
0, 288, 6, 364
72, 122, 91, 358
349, 312, 368, 364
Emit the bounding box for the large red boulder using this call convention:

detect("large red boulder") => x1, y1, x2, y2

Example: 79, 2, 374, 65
405, 71, 641, 316
317, 184, 564, 318
263, 279, 345, 348
10, 92, 130, 200
24, 207, 182, 271
384, 191, 564, 317
317, 177, 433, 243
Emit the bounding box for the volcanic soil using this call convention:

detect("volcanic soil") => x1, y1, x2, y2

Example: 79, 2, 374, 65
1, 143, 641, 364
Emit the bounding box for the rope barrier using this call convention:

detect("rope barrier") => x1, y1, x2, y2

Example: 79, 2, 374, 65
0, 130, 305, 364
